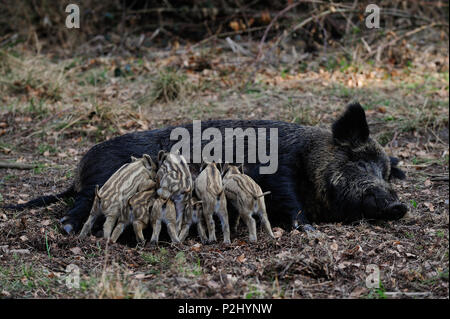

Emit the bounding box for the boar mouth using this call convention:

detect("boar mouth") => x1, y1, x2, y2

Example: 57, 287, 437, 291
361, 188, 408, 221
381, 202, 408, 220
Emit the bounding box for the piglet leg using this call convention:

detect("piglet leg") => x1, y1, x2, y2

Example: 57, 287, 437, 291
150, 219, 162, 245
240, 212, 257, 242
110, 222, 126, 243
132, 220, 146, 244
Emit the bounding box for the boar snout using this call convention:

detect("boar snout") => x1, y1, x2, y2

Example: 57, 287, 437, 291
362, 186, 407, 221
383, 202, 407, 220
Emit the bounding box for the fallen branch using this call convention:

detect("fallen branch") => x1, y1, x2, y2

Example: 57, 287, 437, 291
430, 176, 449, 182
0, 161, 38, 170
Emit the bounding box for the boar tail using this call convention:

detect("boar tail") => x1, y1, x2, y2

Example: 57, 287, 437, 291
1, 185, 76, 210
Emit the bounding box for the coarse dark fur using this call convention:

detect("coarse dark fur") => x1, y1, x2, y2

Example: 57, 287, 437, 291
3, 103, 407, 234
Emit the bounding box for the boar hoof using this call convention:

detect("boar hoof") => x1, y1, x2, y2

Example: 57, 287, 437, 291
385, 202, 407, 220
303, 224, 316, 232
62, 223, 74, 235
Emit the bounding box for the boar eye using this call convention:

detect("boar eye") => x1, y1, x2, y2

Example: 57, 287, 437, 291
357, 161, 366, 170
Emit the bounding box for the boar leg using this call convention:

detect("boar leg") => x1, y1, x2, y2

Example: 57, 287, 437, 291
240, 212, 257, 242
61, 186, 96, 234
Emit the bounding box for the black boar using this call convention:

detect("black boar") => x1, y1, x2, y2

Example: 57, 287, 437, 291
3, 103, 407, 234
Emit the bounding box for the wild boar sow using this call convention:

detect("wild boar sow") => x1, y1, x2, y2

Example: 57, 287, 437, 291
4, 103, 407, 234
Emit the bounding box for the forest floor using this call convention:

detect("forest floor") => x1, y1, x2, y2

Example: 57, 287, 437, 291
0, 40, 448, 299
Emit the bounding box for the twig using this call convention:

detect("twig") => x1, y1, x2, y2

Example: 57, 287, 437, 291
0, 161, 38, 170
190, 26, 269, 49
225, 37, 252, 56
369, 22, 438, 60
244, 5, 351, 89
430, 176, 449, 182
256, 1, 303, 62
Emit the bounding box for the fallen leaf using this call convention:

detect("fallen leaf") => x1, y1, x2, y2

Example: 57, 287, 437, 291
350, 287, 367, 298
41, 219, 51, 226
229, 21, 240, 32
135, 273, 147, 280
377, 106, 387, 113
206, 280, 220, 289
70, 247, 82, 255
236, 254, 246, 263
330, 242, 339, 251
424, 202, 435, 212
235, 240, 247, 246
67, 148, 78, 155
276, 250, 290, 259
273, 227, 284, 239
190, 243, 202, 252
261, 10, 271, 23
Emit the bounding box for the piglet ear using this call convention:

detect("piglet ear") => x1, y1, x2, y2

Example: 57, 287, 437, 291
332, 102, 370, 146
158, 150, 167, 164
390, 156, 406, 180
143, 154, 157, 170
221, 162, 230, 176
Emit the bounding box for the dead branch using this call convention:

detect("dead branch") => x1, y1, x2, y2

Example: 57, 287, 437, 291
0, 161, 38, 170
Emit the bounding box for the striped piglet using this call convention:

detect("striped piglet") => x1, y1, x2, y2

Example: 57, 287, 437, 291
79, 154, 157, 240
222, 165, 274, 242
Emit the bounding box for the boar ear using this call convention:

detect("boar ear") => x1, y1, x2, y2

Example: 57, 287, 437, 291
131, 156, 138, 162
390, 156, 406, 180
332, 103, 370, 146
94, 185, 100, 198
